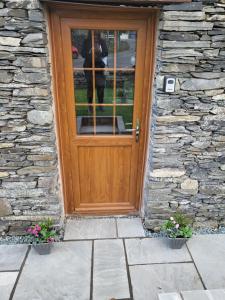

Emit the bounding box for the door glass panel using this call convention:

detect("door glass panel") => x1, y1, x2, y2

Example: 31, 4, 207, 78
116, 106, 133, 135
117, 31, 136, 69
74, 71, 114, 104
116, 71, 135, 104
76, 106, 94, 134
96, 106, 113, 134
71, 28, 136, 136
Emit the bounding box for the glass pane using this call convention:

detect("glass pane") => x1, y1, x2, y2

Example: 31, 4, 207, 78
74, 71, 114, 104
71, 29, 114, 69
116, 71, 135, 104
71, 29, 88, 68
117, 31, 137, 69
95, 106, 113, 135
76, 106, 94, 135
116, 106, 133, 135
97, 30, 114, 69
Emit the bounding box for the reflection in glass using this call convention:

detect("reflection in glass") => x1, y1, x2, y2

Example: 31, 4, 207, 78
74, 71, 114, 104
116, 106, 133, 135
116, 71, 135, 104
117, 31, 136, 69
95, 106, 113, 135
76, 106, 94, 134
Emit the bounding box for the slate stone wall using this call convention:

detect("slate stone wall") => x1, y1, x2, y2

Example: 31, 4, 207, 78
144, 0, 225, 231
0, 0, 224, 234
0, 0, 62, 235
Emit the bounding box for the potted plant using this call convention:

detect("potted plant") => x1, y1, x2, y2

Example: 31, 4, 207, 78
162, 212, 193, 249
26, 219, 57, 255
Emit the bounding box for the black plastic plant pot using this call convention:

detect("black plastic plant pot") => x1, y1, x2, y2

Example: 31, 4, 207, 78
167, 237, 188, 249
33, 243, 53, 255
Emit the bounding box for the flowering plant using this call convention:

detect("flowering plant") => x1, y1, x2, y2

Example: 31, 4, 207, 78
162, 212, 193, 238
26, 219, 56, 244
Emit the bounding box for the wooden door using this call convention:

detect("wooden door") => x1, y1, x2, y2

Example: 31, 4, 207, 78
49, 4, 157, 215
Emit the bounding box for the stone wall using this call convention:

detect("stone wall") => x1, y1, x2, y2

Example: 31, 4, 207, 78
144, 0, 225, 230
0, 0, 225, 235
0, 0, 62, 235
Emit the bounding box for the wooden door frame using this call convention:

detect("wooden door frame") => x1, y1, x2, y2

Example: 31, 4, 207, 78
45, 2, 159, 215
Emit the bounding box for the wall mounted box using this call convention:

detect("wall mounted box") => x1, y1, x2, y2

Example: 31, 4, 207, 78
163, 76, 176, 93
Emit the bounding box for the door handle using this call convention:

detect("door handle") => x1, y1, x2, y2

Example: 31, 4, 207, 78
125, 119, 140, 142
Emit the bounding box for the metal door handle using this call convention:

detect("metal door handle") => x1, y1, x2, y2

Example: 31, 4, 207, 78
125, 119, 140, 142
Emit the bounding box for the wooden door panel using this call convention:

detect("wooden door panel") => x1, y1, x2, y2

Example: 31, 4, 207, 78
48, 4, 157, 215
78, 146, 131, 205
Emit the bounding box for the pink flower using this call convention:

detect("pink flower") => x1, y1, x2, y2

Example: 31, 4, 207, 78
173, 221, 176, 224
35, 225, 41, 232
27, 228, 32, 233
47, 237, 54, 243
175, 224, 180, 229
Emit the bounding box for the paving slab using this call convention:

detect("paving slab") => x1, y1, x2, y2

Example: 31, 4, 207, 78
117, 217, 145, 238
187, 234, 225, 289
158, 292, 182, 300
125, 238, 192, 265
181, 289, 225, 300
0, 272, 18, 300
130, 263, 204, 300
64, 218, 117, 240
0, 244, 28, 271
13, 241, 92, 300
93, 239, 130, 300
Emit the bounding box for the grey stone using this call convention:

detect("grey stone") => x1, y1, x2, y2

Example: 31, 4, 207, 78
13, 87, 48, 97
27, 109, 52, 125
64, 218, 117, 240
17, 166, 55, 175
0, 143, 14, 149
150, 168, 185, 178
0, 70, 13, 83
181, 179, 198, 192
130, 263, 203, 300
2, 181, 36, 189
0, 244, 28, 271
181, 78, 225, 91
0, 51, 15, 60
125, 238, 191, 265
14, 71, 48, 84
162, 41, 210, 48
187, 235, 225, 289
0, 199, 13, 217
191, 72, 225, 79
0, 36, 21, 46
117, 218, 145, 238
162, 49, 203, 58
163, 11, 205, 21
13, 242, 92, 300
157, 115, 200, 123
161, 64, 195, 73
159, 293, 182, 300
0, 172, 9, 178
160, 32, 199, 41
163, 3, 202, 11
204, 49, 220, 57
22, 33, 45, 44
0, 272, 18, 300
93, 239, 129, 300
13, 56, 47, 68
181, 290, 225, 300
161, 21, 213, 31
28, 10, 43, 22
0, 188, 46, 198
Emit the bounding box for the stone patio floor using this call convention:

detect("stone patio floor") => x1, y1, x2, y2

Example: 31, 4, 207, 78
1, 217, 225, 300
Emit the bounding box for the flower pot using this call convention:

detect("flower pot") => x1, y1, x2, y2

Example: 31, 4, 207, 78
33, 243, 53, 255
167, 238, 188, 249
